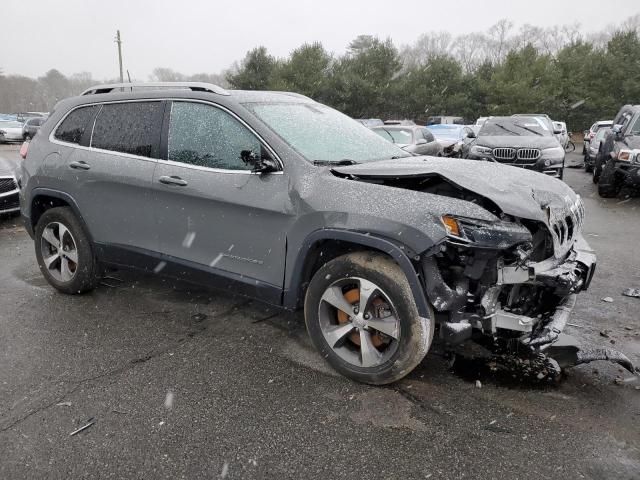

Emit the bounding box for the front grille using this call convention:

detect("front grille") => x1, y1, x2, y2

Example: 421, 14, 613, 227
0, 177, 17, 194
548, 196, 585, 258
516, 148, 541, 160
493, 147, 516, 160
0, 192, 19, 212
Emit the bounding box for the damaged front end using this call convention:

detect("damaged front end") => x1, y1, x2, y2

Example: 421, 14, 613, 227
330, 158, 637, 378
422, 198, 636, 377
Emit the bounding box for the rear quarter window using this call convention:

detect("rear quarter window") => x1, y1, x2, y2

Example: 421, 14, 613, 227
54, 105, 100, 144
91, 102, 164, 158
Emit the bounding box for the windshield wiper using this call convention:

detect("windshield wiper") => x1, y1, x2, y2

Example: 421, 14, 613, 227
313, 159, 359, 166
492, 123, 519, 136
513, 123, 543, 136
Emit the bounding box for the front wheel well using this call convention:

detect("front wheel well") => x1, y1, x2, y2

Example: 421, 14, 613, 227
293, 238, 414, 311
31, 195, 71, 229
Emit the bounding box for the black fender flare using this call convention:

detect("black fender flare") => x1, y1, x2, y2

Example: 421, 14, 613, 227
27, 188, 94, 243
283, 228, 431, 318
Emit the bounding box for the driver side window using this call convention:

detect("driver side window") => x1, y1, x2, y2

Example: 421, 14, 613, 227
168, 102, 260, 170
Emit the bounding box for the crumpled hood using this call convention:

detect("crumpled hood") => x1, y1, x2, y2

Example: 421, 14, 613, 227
622, 136, 640, 150
333, 157, 579, 225
475, 135, 560, 149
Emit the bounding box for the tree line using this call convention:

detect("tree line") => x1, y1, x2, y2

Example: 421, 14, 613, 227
2, 15, 639, 131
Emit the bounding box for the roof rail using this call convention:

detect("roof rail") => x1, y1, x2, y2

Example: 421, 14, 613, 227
80, 82, 230, 96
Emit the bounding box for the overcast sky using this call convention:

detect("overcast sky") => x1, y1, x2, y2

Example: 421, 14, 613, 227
2, 0, 638, 80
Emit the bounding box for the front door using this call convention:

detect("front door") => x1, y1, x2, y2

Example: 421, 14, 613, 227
153, 101, 293, 291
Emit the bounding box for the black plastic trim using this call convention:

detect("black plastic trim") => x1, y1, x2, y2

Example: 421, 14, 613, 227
28, 188, 94, 243
95, 242, 282, 306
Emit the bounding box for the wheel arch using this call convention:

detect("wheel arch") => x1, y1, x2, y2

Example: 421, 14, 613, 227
283, 229, 431, 317
29, 188, 93, 243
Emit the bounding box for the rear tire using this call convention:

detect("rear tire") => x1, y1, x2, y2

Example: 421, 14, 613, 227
304, 252, 434, 385
34, 207, 100, 294
593, 152, 605, 183
598, 161, 621, 198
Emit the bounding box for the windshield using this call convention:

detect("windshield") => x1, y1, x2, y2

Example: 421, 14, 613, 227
427, 126, 462, 140
595, 128, 610, 141
479, 118, 551, 137
245, 102, 410, 163
372, 128, 413, 145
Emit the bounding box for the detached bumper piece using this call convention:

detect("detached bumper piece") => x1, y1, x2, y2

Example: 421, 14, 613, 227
516, 295, 636, 374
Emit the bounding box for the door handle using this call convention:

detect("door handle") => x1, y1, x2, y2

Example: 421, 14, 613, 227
159, 175, 188, 186
69, 161, 91, 170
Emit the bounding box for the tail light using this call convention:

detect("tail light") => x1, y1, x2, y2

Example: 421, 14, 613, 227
19, 141, 29, 159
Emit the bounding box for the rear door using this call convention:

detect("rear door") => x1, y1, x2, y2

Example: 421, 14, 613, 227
58, 101, 164, 253
152, 100, 292, 288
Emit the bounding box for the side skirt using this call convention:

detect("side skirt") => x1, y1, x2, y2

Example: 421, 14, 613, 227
94, 242, 283, 307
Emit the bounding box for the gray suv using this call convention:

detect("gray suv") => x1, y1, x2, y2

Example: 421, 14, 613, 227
18, 82, 635, 384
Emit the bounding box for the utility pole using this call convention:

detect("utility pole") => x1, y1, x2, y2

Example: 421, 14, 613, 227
115, 30, 124, 84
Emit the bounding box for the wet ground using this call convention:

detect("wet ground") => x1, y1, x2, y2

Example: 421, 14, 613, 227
1, 144, 639, 479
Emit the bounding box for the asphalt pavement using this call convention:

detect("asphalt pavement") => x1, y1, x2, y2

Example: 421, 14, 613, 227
1, 144, 639, 479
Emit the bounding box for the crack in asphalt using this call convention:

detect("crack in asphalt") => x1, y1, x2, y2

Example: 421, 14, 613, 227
0, 299, 257, 434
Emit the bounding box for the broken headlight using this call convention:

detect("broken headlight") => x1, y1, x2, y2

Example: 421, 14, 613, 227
441, 215, 532, 249
470, 145, 493, 156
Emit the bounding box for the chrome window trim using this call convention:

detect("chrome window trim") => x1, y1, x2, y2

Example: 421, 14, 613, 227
48, 98, 284, 174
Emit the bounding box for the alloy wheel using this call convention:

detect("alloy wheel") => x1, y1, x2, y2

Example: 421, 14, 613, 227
40, 221, 79, 282
318, 277, 400, 368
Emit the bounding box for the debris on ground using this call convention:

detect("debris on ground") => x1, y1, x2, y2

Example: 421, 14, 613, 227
601, 297, 614, 303
56, 401, 72, 407
614, 377, 624, 385
622, 288, 640, 298
191, 313, 207, 322
164, 391, 175, 409
475, 380, 482, 388
69, 417, 95, 436
600, 330, 611, 338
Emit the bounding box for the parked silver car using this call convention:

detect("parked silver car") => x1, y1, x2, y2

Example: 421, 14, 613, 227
583, 120, 613, 155
0, 121, 25, 143
371, 125, 442, 156
584, 126, 611, 172
18, 82, 633, 385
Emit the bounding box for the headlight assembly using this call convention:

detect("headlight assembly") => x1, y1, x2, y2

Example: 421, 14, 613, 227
541, 146, 565, 159
441, 215, 532, 249
470, 145, 493, 156
617, 149, 632, 161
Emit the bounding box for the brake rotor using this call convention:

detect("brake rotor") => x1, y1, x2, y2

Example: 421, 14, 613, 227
336, 288, 385, 347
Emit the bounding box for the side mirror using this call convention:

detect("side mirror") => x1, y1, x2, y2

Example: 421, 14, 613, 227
240, 149, 278, 174
466, 130, 476, 139
416, 138, 427, 145
553, 129, 562, 135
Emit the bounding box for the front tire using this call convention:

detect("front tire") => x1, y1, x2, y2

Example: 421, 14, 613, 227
598, 161, 621, 198
304, 252, 434, 385
34, 207, 100, 294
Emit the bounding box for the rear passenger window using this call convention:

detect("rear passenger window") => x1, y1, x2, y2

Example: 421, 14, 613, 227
168, 102, 260, 170
91, 102, 163, 158
54, 105, 99, 144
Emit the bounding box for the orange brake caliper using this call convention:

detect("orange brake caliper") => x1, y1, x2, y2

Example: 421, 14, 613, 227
336, 288, 384, 347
